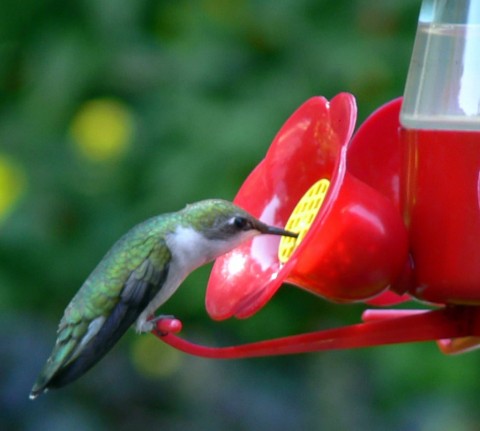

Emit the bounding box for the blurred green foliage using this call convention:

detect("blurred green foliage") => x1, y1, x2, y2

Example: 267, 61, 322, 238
2, 1, 480, 430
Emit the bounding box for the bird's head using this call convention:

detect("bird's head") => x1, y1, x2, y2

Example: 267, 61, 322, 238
179, 199, 297, 260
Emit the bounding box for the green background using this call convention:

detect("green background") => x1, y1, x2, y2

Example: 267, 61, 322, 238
2, 1, 479, 430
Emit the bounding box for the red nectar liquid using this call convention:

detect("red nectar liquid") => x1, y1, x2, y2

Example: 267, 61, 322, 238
402, 129, 480, 304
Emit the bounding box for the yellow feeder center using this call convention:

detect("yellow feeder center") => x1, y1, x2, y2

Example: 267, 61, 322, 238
278, 178, 330, 264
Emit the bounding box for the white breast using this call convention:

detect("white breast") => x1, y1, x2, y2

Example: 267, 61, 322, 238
135, 226, 229, 332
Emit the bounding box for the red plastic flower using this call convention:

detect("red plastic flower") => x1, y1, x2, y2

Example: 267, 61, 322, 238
206, 93, 409, 320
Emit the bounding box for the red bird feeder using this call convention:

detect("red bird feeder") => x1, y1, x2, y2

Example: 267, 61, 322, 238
153, 0, 480, 357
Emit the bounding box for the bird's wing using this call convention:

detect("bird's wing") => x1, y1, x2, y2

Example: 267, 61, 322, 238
30, 238, 171, 397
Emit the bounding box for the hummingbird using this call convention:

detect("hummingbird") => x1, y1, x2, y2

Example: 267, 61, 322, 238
30, 199, 297, 399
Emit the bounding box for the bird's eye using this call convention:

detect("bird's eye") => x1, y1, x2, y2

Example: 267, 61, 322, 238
231, 216, 250, 230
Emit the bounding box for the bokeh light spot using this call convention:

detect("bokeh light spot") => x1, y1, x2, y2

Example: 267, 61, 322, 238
131, 334, 183, 379
70, 98, 134, 162
0, 155, 27, 224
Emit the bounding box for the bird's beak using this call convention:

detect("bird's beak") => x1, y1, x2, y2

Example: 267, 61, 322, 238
258, 222, 298, 238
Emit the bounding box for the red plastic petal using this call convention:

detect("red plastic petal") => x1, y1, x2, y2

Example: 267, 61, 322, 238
206, 94, 358, 320
348, 98, 412, 306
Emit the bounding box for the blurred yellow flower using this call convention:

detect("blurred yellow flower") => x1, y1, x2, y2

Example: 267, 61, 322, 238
131, 335, 183, 379
70, 98, 134, 162
0, 155, 26, 223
